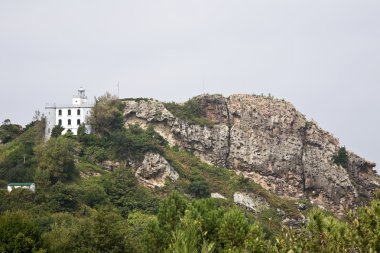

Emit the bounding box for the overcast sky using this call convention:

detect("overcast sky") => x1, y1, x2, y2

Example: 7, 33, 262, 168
0, 0, 379, 171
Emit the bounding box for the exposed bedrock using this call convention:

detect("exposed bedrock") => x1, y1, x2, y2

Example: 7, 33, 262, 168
123, 94, 379, 212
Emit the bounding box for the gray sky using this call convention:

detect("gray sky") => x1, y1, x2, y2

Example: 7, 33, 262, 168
0, 0, 379, 171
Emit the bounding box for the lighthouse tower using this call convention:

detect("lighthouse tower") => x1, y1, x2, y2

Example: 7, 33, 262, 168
72, 87, 88, 106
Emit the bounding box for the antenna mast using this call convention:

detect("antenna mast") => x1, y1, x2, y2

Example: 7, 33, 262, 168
117, 81, 120, 98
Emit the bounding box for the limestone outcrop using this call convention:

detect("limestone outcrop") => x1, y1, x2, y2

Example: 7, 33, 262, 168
135, 152, 179, 188
211, 193, 226, 199
123, 94, 379, 212
233, 192, 269, 213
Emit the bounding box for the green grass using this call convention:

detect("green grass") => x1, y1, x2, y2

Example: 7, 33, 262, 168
76, 161, 109, 176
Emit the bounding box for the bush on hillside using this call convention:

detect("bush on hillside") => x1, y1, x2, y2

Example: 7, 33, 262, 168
333, 146, 349, 168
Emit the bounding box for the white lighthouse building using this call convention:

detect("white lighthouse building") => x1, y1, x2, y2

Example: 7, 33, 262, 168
45, 88, 93, 139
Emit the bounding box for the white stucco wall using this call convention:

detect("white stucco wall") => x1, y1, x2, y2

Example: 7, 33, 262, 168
7, 184, 36, 192
44, 89, 93, 140
45, 107, 57, 139
55, 107, 92, 135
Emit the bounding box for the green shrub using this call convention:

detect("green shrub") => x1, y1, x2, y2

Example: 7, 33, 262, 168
101, 169, 159, 217
0, 123, 23, 144
50, 125, 64, 138
218, 208, 249, 250
47, 182, 80, 212
163, 99, 214, 126
79, 182, 108, 208
187, 177, 210, 198
111, 124, 166, 162
333, 146, 349, 168
88, 92, 124, 136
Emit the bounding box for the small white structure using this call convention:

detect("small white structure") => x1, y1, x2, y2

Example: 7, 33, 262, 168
45, 87, 93, 139
7, 183, 35, 192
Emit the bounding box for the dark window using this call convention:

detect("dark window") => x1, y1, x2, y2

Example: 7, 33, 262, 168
77, 109, 80, 115
58, 109, 62, 116
77, 119, 81, 125
68, 109, 71, 116
68, 119, 71, 125
58, 119, 62, 125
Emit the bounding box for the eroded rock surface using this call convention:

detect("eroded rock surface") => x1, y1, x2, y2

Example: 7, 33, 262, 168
211, 193, 227, 199
233, 192, 269, 213
135, 152, 179, 188
123, 94, 379, 212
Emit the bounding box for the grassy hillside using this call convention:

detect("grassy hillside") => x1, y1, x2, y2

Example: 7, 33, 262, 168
0, 95, 379, 252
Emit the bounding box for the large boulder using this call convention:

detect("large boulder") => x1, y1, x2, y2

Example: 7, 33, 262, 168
135, 152, 179, 188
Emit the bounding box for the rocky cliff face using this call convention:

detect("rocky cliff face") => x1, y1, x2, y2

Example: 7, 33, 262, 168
123, 94, 379, 213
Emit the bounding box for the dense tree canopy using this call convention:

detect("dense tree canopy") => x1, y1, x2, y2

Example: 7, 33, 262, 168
34, 136, 78, 185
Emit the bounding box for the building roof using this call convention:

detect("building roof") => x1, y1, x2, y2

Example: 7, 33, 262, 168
8, 182, 34, 186
45, 103, 94, 109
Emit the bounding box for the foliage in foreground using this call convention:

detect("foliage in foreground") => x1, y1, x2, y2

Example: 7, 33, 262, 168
1, 187, 380, 253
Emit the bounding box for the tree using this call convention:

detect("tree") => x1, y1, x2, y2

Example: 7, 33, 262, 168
168, 210, 202, 253
50, 125, 65, 138
158, 191, 188, 244
218, 208, 249, 250
125, 212, 161, 253
48, 182, 80, 212
88, 211, 131, 253
189, 199, 224, 246
0, 122, 23, 144
0, 211, 43, 252
350, 200, 380, 252
88, 92, 124, 136
2, 119, 11, 125
79, 181, 108, 208
77, 123, 87, 137
42, 211, 131, 253
34, 136, 78, 184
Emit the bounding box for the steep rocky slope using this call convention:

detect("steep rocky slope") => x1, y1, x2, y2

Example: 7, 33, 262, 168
123, 94, 379, 214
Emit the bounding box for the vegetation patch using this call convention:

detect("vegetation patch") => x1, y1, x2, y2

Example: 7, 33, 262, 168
120, 97, 155, 102
333, 146, 349, 168
0, 92, 379, 252
163, 98, 215, 126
